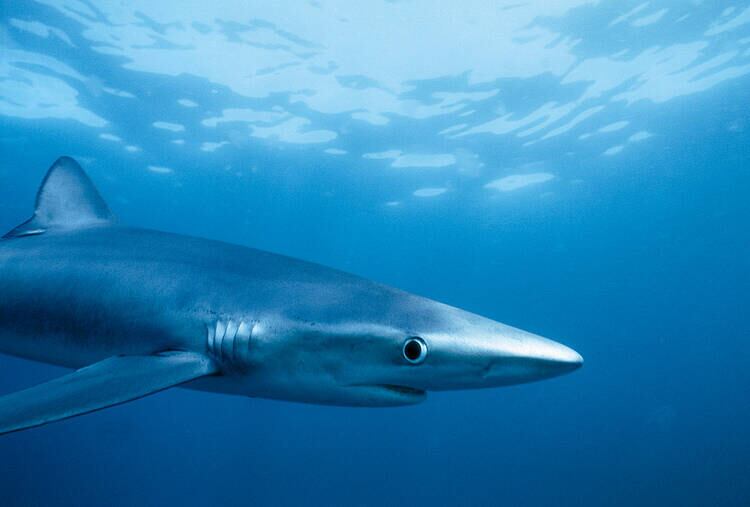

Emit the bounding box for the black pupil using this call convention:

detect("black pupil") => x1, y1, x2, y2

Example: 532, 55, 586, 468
404, 340, 423, 361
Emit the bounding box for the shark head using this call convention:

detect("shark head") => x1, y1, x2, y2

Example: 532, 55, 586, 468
243, 288, 583, 407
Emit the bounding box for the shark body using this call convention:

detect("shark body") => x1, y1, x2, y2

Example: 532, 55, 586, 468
0, 157, 582, 434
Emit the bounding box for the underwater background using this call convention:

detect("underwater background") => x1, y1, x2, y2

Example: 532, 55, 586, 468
1, 1, 749, 506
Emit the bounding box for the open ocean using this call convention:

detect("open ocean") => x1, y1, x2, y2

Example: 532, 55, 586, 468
1, 2, 749, 506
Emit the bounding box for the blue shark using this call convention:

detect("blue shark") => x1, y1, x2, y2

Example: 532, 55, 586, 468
0, 157, 582, 434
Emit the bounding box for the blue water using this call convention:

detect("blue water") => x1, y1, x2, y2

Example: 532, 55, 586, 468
1, 2, 749, 506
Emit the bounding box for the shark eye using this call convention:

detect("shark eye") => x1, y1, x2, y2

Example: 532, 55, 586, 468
403, 337, 427, 364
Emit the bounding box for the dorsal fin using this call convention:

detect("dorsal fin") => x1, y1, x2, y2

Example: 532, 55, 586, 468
4, 156, 114, 238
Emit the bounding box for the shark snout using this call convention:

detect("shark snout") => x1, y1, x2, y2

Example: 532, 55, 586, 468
481, 331, 583, 386
421, 320, 583, 391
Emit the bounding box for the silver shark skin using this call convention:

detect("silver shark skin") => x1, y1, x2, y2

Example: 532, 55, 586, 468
0, 158, 582, 412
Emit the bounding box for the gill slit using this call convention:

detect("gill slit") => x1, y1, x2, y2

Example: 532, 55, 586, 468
206, 318, 256, 369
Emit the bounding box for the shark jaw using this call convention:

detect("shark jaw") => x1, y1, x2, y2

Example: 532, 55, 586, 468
345, 384, 428, 406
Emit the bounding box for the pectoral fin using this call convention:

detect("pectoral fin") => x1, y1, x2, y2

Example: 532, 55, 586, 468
0, 352, 217, 435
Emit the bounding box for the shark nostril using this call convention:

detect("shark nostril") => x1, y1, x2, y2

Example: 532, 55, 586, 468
403, 337, 427, 364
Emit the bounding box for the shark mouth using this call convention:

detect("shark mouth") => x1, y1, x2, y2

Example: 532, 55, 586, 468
378, 384, 425, 396
347, 383, 427, 406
